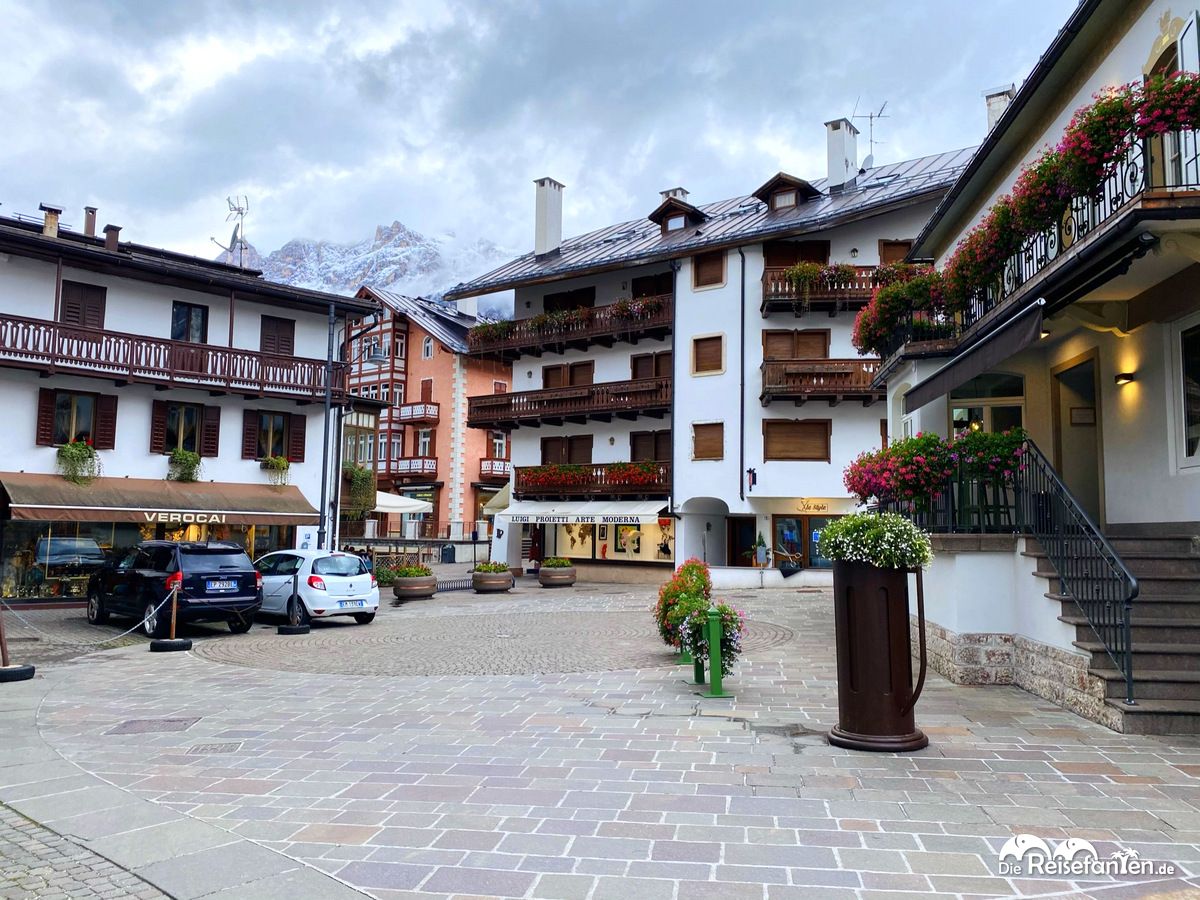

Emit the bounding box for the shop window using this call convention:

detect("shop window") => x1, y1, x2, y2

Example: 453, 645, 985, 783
36, 388, 117, 449
692, 336, 723, 374
692, 251, 725, 288
242, 410, 305, 462
763, 419, 830, 461
692, 423, 723, 460
170, 302, 208, 343
773, 514, 840, 569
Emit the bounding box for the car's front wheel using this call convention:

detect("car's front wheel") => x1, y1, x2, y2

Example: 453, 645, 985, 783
86, 590, 109, 625
286, 595, 311, 627
353, 612, 376, 625
143, 599, 167, 638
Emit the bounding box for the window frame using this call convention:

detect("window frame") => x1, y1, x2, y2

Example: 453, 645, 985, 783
665, 214, 686, 233
163, 401, 204, 453
416, 428, 433, 458
762, 418, 832, 462
52, 390, 98, 446
692, 422, 724, 461
257, 411, 289, 460
170, 301, 209, 343
691, 334, 725, 376
772, 189, 798, 210
422, 336, 435, 359
1172, 307, 1200, 470
692, 250, 726, 290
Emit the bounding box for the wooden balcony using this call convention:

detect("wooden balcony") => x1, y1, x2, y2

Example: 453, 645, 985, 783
761, 266, 875, 317
515, 461, 670, 499
0, 313, 345, 402
479, 458, 511, 480
382, 457, 438, 478
393, 402, 440, 423
760, 358, 884, 406
467, 294, 673, 361
467, 376, 671, 429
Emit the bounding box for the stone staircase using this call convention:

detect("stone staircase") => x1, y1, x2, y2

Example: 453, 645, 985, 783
1027, 533, 1200, 734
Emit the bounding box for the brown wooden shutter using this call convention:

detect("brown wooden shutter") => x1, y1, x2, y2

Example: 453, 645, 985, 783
420, 378, 433, 402
880, 418, 889, 450
569, 361, 594, 386
693, 251, 724, 287
541, 436, 566, 464
793, 330, 830, 359
763, 241, 802, 268
542, 365, 565, 388
544, 286, 596, 313
201, 406, 222, 457
763, 420, 830, 461
567, 435, 593, 464
763, 331, 794, 361
630, 432, 653, 462
879, 239, 912, 264
242, 409, 259, 459
149, 400, 168, 454
631, 354, 653, 380
35, 388, 56, 446
260, 316, 295, 356
796, 241, 830, 264
60, 281, 106, 329
654, 430, 672, 461
93, 395, 118, 450
655, 352, 672, 377
427, 427, 437, 457
631, 272, 672, 298
693, 336, 722, 373
693, 423, 723, 460
493, 381, 507, 394
287, 412, 306, 463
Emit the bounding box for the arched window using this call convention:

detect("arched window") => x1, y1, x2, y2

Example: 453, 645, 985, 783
422, 336, 434, 359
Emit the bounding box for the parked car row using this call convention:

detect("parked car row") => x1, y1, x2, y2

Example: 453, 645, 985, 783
86, 541, 379, 637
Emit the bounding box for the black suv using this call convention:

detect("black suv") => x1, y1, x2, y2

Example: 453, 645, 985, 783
87, 541, 262, 637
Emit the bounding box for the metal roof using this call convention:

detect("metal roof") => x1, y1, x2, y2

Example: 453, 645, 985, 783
447, 147, 976, 300
359, 287, 481, 354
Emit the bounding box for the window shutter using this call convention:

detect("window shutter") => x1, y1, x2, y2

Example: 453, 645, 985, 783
631, 355, 653, 380
654, 430, 672, 462
201, 406, 222, 458
796, 241, 830, 264
544, 287, 596, 313
287, 413, 306, 463
542, 365, 565, 389
60, 282, 83, 326
260, 316, 295, 356
693, 423, 723, 460
631, 272, 672, 299
630, 432, 654, 462
793, 331, 829, 359
693, 336, 722, 373
420, 378, 433, 402
60, 281, 106, 329
693, 251, 724, 287
763, 241, 802, 268
569, 361, 594, 386
763, 331, 794, 361
541, 436, 566, 465
654, 352, 672, 377
93, 395, 118, 450
149, 400, 168, 454
763, 420, 830, 461
878, 240, 912, 264
567, 435, 593, 464
35, 388, 56, 446
428, 427, 437, 457
241, 409, 259, 459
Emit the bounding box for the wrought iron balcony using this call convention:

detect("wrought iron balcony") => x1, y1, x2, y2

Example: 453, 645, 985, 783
760, 358, 884, 405
467, 294, 673, 360
761, 266, 875, 316
479, 458, 511, 479
382, 457, 438, 477
393, 402, 440, 423
468, 376, 671, 429
0, 313, 346, 402
514, 460, 670, 498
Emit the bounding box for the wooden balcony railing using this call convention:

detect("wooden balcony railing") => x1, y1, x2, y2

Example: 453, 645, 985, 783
0, 313, 346, 401
381, 457, 438, 477
467, 376, 672, 428
760, 358, 884, 405
761, 266, 875, 316
467, 294, 673, 360
479, 458, 511, 479
515, 461, 670, 498
394, 402, 440, 423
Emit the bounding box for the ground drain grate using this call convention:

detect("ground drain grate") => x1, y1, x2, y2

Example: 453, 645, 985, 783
107, 717, 201, 735
188, 741, 243, 755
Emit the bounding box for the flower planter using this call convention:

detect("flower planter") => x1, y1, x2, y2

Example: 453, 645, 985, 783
828, 560, 927, 752
472, 571, 513, 594
392, 575, 437, 603
538, 566, 576, 588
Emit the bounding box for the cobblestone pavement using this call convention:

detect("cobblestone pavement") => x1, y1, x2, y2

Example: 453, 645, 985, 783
0, 801, 166, 899
6, 585, 1200, 898
0, 604, 147, 667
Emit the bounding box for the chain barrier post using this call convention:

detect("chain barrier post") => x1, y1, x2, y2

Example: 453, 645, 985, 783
0, 600, 36, 682
150, 584, 191, 653
278, 570, 310, 635
704, 608, 726, 698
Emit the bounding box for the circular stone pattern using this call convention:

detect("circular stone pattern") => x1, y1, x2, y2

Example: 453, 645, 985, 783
190, 611, 794, 677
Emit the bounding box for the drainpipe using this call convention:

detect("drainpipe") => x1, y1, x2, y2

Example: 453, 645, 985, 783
738, 247, 746, 503
332, 404, 347, 549
317, 301, 336, 549
52, 257, 63, 322
668, 259, 681, 516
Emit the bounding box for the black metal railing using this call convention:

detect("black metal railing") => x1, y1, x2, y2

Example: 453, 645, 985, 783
880, 312, 963, 360
883, 439, 1139, 704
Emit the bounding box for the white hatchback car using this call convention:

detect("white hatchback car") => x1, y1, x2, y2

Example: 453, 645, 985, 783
254, 550, 379, 625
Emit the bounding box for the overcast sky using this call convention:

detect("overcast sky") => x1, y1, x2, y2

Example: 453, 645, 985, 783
1, 1, 1075, 259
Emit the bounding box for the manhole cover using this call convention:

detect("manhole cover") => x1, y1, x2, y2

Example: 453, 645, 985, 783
107, 717, 201, 735
189, 741, 243, 754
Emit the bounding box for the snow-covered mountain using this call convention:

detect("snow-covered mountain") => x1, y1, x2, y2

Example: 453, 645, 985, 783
219, 222, 514, 319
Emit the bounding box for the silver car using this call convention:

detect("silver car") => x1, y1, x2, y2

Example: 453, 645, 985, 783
254, 550, 379, 625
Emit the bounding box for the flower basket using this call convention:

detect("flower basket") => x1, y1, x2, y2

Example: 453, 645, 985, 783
56, 440, 100, 485
167, 448, 202, 483
391, 564, 436, 604
472, 560, 513, 594
819, 513, 932, 752
261, 455, 290, 487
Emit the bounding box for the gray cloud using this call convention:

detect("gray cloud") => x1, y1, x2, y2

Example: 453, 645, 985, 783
0, 0, 1075, 261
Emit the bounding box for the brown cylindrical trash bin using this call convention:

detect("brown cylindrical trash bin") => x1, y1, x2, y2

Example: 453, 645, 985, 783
828, 560, 928, 752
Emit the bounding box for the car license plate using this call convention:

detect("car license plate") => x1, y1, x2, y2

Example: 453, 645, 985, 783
338, 600, 366, 608
207, 579, 237, 591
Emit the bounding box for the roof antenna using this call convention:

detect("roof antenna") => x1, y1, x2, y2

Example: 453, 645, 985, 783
853, 101, 889, 171
210, 196, 250, 267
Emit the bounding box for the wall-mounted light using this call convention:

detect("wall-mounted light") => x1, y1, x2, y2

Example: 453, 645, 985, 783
1039, 328, 1051, 339
608, 436, 615, 446
849, 247, 859, 259
1115, 372, 1136, 386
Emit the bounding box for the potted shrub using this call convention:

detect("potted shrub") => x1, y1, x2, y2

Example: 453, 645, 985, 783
56, 439, 100, 485
167, 448, 202, 483
818, 512, 933, 752
391, 563, 436, 603
472, 560, 513, 594
538, 556, 576, 588
261, 455, 290, 486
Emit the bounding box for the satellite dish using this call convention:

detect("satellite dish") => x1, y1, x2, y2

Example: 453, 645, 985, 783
861, 154, 875, 172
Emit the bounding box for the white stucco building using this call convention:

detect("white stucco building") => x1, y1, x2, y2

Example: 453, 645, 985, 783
449, 125, 972, 586
0, 206, 375, 604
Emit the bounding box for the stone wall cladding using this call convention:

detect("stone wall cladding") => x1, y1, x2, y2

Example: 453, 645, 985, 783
912, 618, 1121, 731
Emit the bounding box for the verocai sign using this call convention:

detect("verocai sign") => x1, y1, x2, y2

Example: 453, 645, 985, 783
142, 511, 229, 524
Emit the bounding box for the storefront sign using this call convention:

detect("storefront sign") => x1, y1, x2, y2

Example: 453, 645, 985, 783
142, 511, 228, 524
506, 513, 650, 525
795, 497, 857, 515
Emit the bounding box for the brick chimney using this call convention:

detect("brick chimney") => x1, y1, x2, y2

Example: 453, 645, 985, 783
38, 203, 63, 238
103, 224, 121, 252
84, 206, 97, 237
824, 118, 859, 192
533, 177, 564, 257
984, 84, 1016, 132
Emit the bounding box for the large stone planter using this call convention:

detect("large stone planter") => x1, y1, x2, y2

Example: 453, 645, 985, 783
539, 566, 576, 588
392, 575, 436, 603
472, 571, 513, 594
828, 560, 928, 752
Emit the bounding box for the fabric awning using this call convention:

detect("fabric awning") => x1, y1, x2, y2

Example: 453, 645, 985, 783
0, 472, 319, 525
482, 483, 510, 516
904, 300, 1044, 414
373, 491, 433, 515
496, 499, 667, 525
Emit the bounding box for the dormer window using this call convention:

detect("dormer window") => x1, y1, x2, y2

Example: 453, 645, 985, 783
772, 190, 797, 210
665, 214, 686, 232
649, 195, 708, 236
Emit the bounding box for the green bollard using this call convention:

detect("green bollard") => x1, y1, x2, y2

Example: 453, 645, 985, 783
679, 646, 692, 665
693, 650, 705, 685
705, 609, 726, 698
